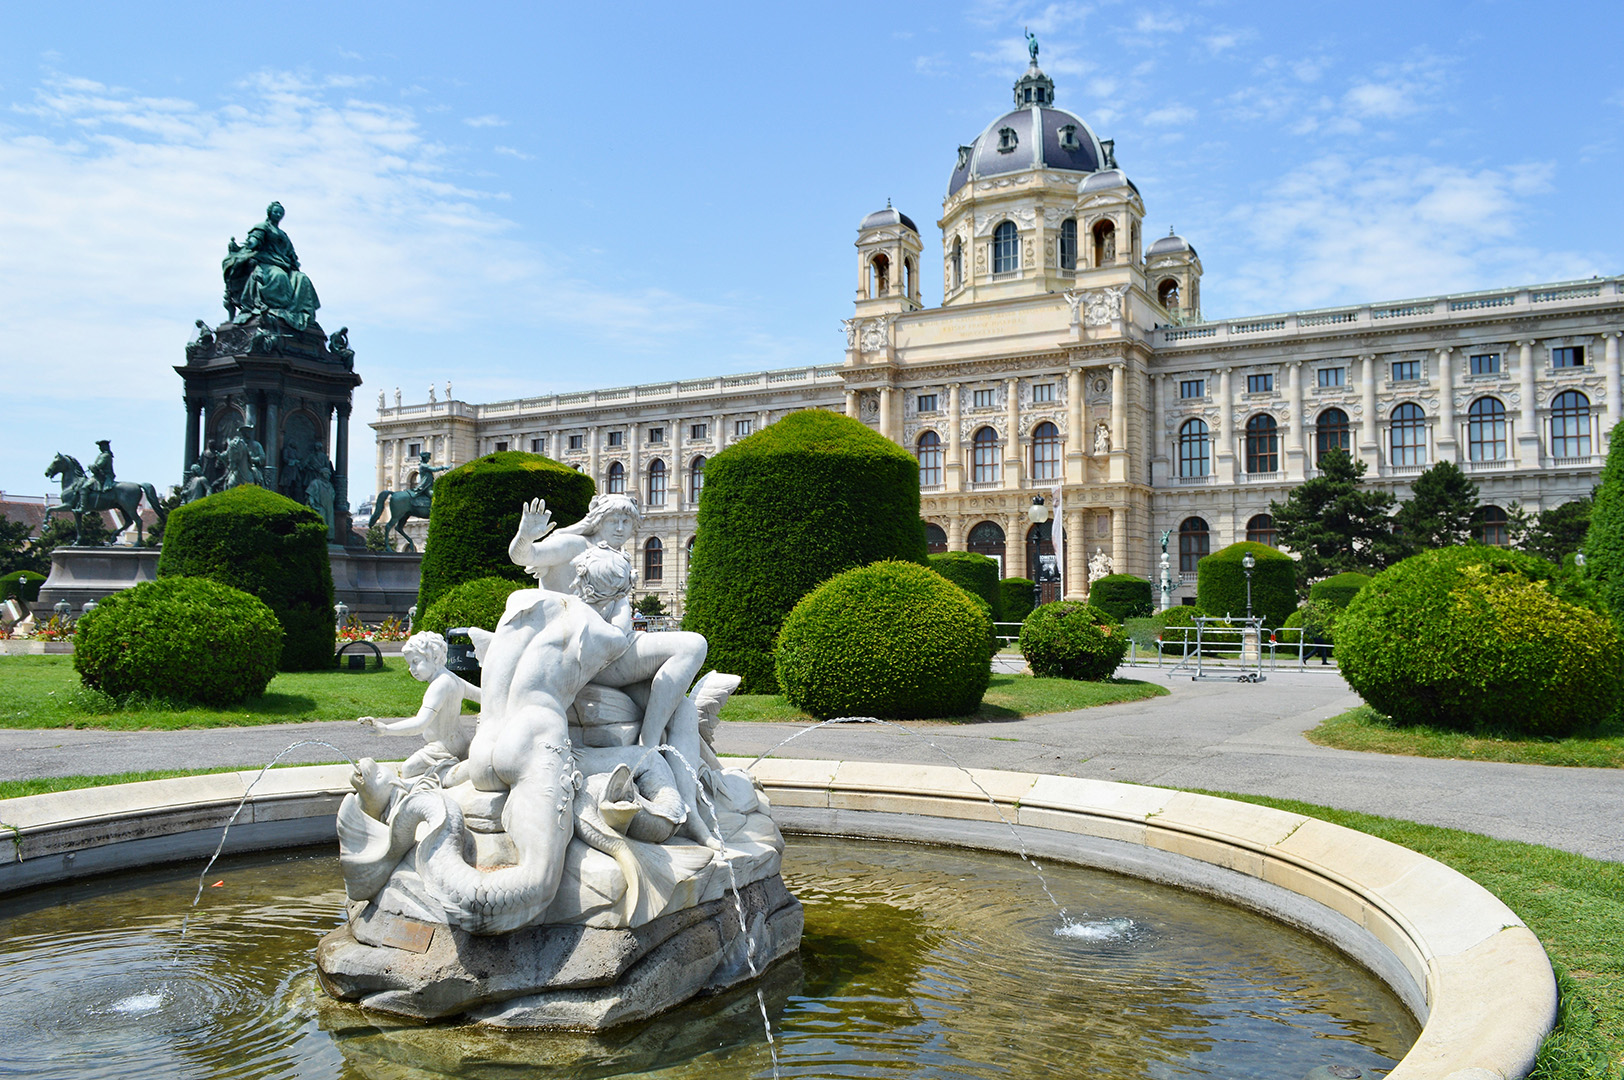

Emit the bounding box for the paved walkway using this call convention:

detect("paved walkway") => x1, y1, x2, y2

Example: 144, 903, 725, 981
3, 668, 1621, 862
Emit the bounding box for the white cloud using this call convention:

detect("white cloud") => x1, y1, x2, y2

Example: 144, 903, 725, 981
1142, 103, 1195, 127
1204, 30, 1251, 55
1133, 13, 1185, 33
493, 145, 534, 160
462, 113, 507, 128
915, 53, 950, 75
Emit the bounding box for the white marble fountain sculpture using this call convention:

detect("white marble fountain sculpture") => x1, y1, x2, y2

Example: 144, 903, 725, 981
316, 495, 803, 1029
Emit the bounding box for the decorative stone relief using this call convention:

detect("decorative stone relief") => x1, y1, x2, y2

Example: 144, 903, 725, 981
860, 392, 880, 420
1083, 286, 1129, 327
1063, 290, 1083, 324
859, 317, 893, 354
841, 319, 856, 351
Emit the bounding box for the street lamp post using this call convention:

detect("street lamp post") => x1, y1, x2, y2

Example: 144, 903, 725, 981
1028, 496, 1049, 610
1242, 552, 1256, 620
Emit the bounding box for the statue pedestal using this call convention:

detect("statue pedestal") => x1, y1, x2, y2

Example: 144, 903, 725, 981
36, 547, 161, 614
329, 550, 422, 624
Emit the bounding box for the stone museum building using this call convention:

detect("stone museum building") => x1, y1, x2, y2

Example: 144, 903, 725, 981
373, 53, 1622, 615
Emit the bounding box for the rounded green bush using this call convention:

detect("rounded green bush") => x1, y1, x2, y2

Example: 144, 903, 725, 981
1018, 601, 1128, 681
73, 576, 282, 705
775, 560, 992, 719
1, 570, 45, 603
685, 411, 929, 693
1308, 571, 1371, 611
1195, 542, 1296, 626
156, 486, 335, 671
1088, 573, 1153, 621
419, 576, 527, 636
1277, 601, 1337, 648
1337, 546, 1624, 736
930, 552, 1003, 620
999, 577, 1036, 625
417, 451, 595, 615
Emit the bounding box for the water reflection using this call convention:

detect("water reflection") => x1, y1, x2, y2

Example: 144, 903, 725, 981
0, 837, 1417, 1079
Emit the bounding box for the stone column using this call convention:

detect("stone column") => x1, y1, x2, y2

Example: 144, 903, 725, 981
1004, 511, 1026, 580
1004, 378, 1021, 486
1435, 347, 1456, 463
335, 402, 351, 514
672, 417, 685, 509
946, 515, 964, 551
1065, 508, 1087, 601
1110, 507, 1128, 584
629, 421, 641, 502
879, 386, 895, 443
588, 425, 600, 483
845, 389, 859, 419
1067, 369, 1086, 482
1149, 372, 1164, 475
714, 413, 727, 451
1605, 332, 1621, 446
1359, 354, 1379, 466
263, 398, 281, 491
183, 397, 201, 473
1517, 340, 1540, 466
1216, 367, 1235, 481
1285, 361, 1305, 480
946, 383, 963, 491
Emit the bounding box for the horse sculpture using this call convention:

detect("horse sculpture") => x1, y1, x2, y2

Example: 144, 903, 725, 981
367, 488, 430, 552
45, 452, 166, 546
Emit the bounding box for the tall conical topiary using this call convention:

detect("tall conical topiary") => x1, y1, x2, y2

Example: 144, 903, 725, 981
1195, 541, 1296, 626
416, 452, 595, 614
1584, 425, 1624, 621
683, 409, 929, 692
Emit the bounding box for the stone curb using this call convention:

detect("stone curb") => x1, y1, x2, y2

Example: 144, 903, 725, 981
0, 758, 1556, 1079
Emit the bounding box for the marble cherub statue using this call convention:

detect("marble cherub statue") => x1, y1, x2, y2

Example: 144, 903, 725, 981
359, 631, 479, 786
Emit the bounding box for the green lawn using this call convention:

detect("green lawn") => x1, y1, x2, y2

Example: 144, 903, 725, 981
1307, 705, 1624, 769
0, 654, 431, 730
1204, 790, 1624, 1079
717, 673, 1167, 724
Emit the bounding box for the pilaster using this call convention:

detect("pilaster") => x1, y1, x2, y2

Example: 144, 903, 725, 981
1516, 340, 1541, 467
1435, 347, 1456, 463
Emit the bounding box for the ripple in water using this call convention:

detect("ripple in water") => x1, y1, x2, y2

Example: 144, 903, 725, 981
1055, 915, 1136, 942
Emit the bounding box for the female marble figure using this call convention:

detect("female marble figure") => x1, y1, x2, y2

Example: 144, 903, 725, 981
509, 495, 717, 846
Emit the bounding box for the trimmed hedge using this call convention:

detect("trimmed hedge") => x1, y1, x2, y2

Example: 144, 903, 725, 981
1089, 573, 1153, 621
999, 577, 1036, 625
930, 552, 1003, 621
1, 570, 44, 603
1337, 546, 1624, 736
74, 576, 282, 705
156, 486, 335, 671
1157, 605, 1230, 656
1195, 541, 1296, 626
775, 560, 991, 719
1277, 601, 1337, 647
1308, 571, 1372, 611
1018, 601, 1128, 680
684, 410, 929, 693
419, 576, 526, 636
417, 451, 595, 615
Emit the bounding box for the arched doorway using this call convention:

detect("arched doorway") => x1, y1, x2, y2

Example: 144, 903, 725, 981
967, 520, 1006, 575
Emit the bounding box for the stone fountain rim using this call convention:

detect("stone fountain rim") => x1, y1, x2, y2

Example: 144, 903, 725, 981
0, 757, 1555, 1080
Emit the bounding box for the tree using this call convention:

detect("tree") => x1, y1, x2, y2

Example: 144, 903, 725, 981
33, 512, 113, 560
633, 593, 668, 617
0, 519, 45, 577
1269, 448, 1403, 589
1393, 461, 1478, 552
1522, 496, 1592, 565
1584, 432, 1624, 619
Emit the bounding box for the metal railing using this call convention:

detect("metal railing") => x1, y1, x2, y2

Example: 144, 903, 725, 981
1119, 622, 1337, 675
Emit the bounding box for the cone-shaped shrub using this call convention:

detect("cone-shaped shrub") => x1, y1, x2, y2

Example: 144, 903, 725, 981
1089, 573, 1153, 621
684, 410, 928, 692
419, 576, 526, 635
75, 576, 282, 705
999, 577, 1036, 625
775, 560, 991, 718
929, 551, 1003, 619
1337, 546, 1624, 736
1195, 541, 1296, 626
416, 452, 595, 614
1308, 571, 1371, 610
1584, 426, 1624, 621
157, 485, 334, 670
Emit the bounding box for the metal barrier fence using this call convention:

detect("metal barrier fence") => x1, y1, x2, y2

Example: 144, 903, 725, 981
998, 618, 1337, 676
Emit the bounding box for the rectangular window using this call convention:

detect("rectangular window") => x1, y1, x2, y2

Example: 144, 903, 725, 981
494, 441, 508, 453
568, 434, 583, 450
530, 437, 545, 453
689, 423, 708, 440
1553, 346, 1586, 369
1179, 379, 1205, 399
648, 427, 664, 444
407, 442, 421, 458
1392, 360, 1420, 382
1032, 382, 1055, 403
916, 394, 938, 413
1247, 373, 1273, 394
734, 419, 753, 437
1317, 367, 1345, 388
607, 431, 624, 447
972, 389, 995, 408
1469, 352, 1501, 376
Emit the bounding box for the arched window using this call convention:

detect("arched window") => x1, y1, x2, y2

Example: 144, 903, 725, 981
1158, 278, 1180, 308
951, 236, 963, 289
646, 459, 667, 506
1030, 421, 1060, 481
1246, 514, 1277, 546
1092, 219, 1116, 266
606, 461, 626, 494
924, 523, 948, 554
1390, 403, 1427, 467
643, 537, 663, 582
992, 221, 1019, 274
1178, 517, 1210, 574
1551, 390, 1592, 458
1316, 408, 1351, 464
1059, 218, 1078, 271
917, 431, 943, 486
1245, 414, 1279, 474
972, 426, 1001, 483
1178, 418, 1210, 478
685, 535, 696, 580
688, 455, 706, 504
904, 256, 915, 298
1470, 506, 1510, 547
868, 253, 889, 297
1467, 397, 1507, 462
968, 520, 1006, 573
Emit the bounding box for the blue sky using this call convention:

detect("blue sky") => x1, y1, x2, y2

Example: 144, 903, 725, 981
2, 1, 1620, 503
